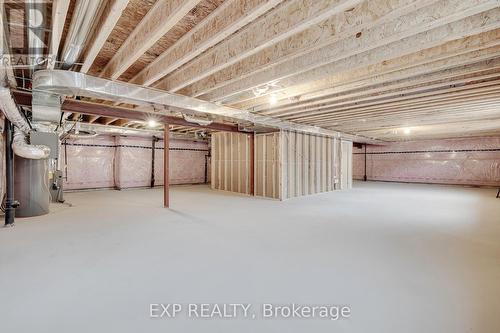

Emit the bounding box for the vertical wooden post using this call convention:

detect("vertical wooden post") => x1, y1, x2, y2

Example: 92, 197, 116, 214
249, 133, 254, 195
163, 124, 170, 208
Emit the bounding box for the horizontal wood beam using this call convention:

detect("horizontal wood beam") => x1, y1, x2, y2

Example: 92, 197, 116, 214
181, 0, 433, 98
154, 0, 364, 92
201, 0, 498, 102
48, 0, 70, 70
354, 118, 500, 140
233, 17, 500, 110
262, 57, 500, 117
100, 0, 201, 79
283, 77, 500, 120
11, 90, 242, 133
301, 89, 500, 124
131, 0, 284, 86
80, 0, 130, 73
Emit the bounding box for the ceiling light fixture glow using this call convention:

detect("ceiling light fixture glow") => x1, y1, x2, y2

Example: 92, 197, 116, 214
147, 119, 158, 128
269, 94, 278, 105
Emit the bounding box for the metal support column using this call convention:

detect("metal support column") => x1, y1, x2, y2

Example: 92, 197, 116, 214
363, 144, 367, 181
151, 136, 158, 188
163, 125, 169, 208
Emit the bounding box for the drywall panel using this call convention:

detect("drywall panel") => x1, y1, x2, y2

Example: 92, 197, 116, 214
281, 131, 344, 199
211, 132, 252, 195
353, 137, 500, 186
255, 132, 281, 199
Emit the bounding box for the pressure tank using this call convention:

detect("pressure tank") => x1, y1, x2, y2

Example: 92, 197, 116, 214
14, 156, 50, 217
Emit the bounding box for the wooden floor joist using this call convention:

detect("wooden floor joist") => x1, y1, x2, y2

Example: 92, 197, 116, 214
100, 0, 201, 79
240, 28, 500, 111
4, 0, 500, 140
153, 0, 364, 92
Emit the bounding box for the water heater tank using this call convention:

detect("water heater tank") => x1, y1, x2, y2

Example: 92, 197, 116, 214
14, 156, 50, 217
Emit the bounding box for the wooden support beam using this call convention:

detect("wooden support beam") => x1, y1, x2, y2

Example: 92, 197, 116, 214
235, 25, 500, 110
262, 58, 500, 117
283, 77, 500, 120
297, 86, 500, 123
354, 118, 500, 140
100, 0, 201, 79
164, 124, 169, 208
333, 105, 500, 131
131, 0, 283, 86
245, 40, 500, 113
80, 0, 130, 73
47, 0, 70, 70
154, 0, 364, 92
202, 0, 500, 103
88, 115, 100, 123
249, 132, 255, 195
11, 90, 242, 133
182, 0, 436, 98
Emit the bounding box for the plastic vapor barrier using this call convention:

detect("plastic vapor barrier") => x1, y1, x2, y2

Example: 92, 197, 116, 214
60, 135, 209, 190
353, 136, 500, 186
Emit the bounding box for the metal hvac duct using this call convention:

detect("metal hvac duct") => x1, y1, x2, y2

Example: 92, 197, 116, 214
60, 0, 101, 69
0, 86, 50, 159
26, 0, 46, 70
32, 70, 361, 140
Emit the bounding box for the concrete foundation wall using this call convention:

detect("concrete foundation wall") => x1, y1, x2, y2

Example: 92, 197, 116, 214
353, 136, 500, 186
61, 135, 209, 190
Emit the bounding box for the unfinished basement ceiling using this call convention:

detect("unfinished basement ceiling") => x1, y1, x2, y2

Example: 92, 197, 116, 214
5, 0, 500, 141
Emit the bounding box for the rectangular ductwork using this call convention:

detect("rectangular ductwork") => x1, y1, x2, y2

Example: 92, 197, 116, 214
32, 70, 375, 142
32, 92, 62, 123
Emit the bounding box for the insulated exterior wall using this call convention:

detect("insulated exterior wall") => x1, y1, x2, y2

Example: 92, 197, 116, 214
353, 137, 500, 186
61, 136, 116, 190
255, 132, 281, 199
211, 132, 252, 195
61, 135, 208, 190
281, 131, 342, 200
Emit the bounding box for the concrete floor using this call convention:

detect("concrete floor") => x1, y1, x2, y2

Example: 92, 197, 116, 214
1, 182, 499, 332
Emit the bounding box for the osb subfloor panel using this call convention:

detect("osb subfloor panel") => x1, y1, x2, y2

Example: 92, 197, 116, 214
1, 182, 500, 332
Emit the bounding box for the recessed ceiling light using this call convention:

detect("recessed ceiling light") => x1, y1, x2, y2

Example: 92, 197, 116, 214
403, 128, 411, 135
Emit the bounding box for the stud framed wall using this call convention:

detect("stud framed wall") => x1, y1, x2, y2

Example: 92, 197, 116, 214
281, 131, 340, 200
211, 132, 252, 195
254, 132, 281, 199
212, 131, 353, 200
339, 140, 353, 190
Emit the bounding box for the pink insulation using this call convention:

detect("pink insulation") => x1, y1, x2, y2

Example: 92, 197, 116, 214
353, 136, 500, 186
61, 135, 209, 190
61, 136, 116, 190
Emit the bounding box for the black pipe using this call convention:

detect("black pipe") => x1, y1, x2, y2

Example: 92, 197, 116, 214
4, 119, 16, 226
363, 144, 367, 182
150, 136, 158, 188
204, 154, 209, 184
